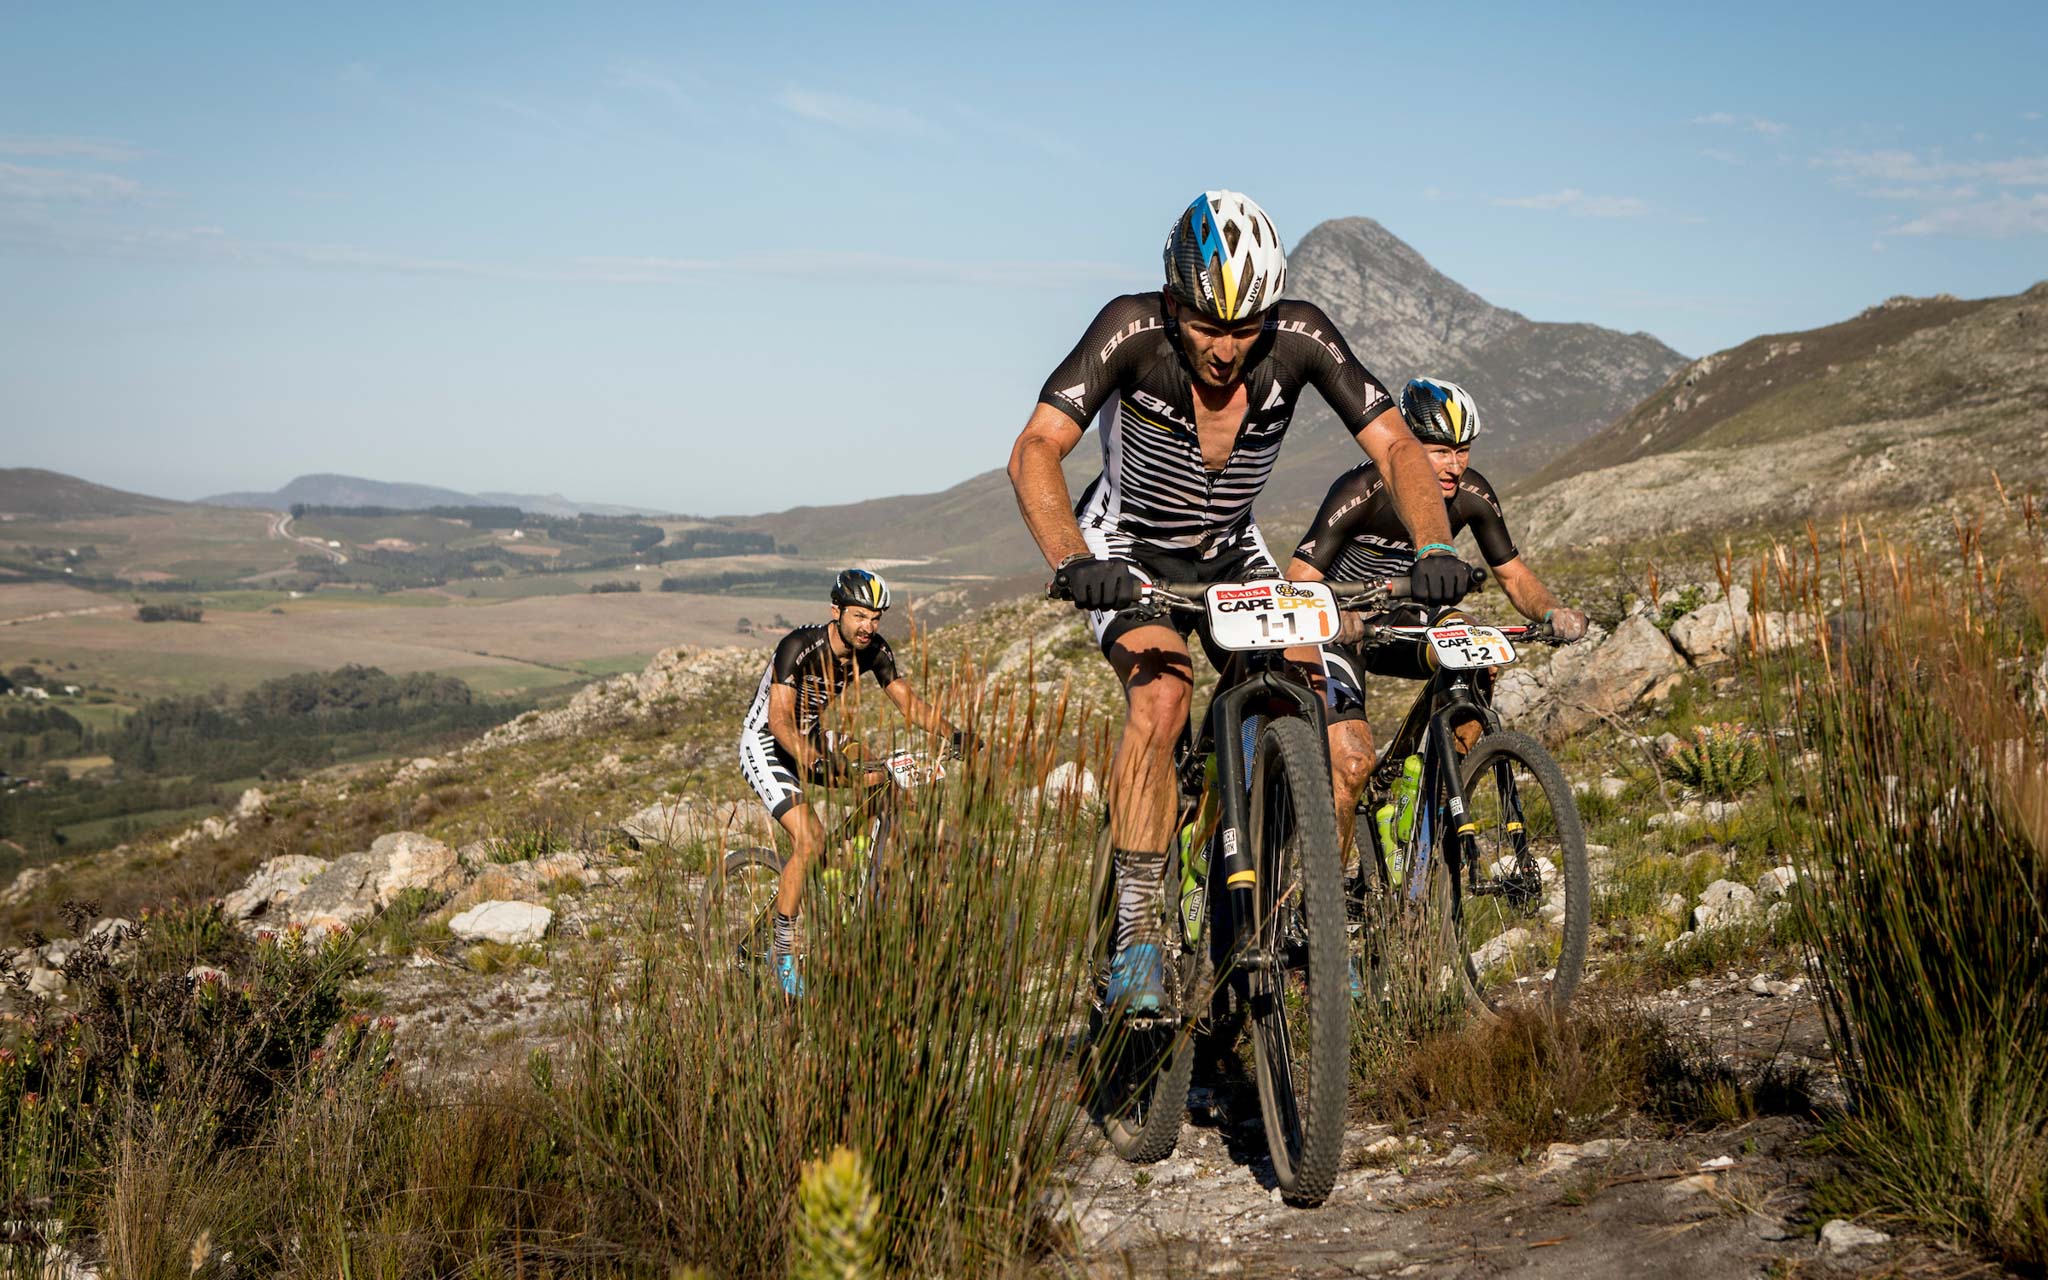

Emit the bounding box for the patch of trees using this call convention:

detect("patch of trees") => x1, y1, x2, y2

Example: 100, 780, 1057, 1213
291, 503, 525, 529
108, 665, 518, 783
136, 603, 204, 623
588, 580, 642, 594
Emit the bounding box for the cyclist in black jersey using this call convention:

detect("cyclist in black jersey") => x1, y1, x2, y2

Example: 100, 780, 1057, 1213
736, 568, 964, 996
1007, 191, 1476, 1013
1283, 377, 1587, 852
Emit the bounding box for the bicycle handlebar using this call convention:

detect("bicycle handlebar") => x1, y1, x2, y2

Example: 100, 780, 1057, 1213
1045, 565, 1489, 608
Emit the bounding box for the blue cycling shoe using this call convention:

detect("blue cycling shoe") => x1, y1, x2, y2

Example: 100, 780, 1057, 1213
772, 950, 806, 999
1105, 942, 1166, 1014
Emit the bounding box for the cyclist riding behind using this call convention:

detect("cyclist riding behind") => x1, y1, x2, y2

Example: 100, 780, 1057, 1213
1008, 191, 1477, 1015
1283, 377, 1588, 854
736, 569, 964, 995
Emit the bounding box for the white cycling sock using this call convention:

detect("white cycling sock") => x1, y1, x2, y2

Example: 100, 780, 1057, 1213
1113, 848, 1168, 952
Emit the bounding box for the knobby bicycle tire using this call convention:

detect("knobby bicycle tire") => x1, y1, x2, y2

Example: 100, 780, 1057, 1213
1083, 823, 1194, 1163
1444, 730, 1591, 1012
1244, 716, 1349, 1207
700, 845, 784, 971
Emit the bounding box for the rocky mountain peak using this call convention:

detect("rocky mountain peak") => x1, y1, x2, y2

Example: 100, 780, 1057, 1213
1286, 217, 1526, 374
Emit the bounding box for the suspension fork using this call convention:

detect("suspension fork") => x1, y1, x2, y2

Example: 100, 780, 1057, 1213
1407, 710, 1479, 903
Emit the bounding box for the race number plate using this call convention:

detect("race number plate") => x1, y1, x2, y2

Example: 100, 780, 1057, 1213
885, 751, 945, 789
1426, 625, 1517, 669
1203, 580, 1339, 651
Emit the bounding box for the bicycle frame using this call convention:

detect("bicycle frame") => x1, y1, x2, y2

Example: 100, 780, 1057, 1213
1360, 619, 1546, 911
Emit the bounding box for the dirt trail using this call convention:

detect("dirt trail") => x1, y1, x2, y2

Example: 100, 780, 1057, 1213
1050, 975, 1958, 1278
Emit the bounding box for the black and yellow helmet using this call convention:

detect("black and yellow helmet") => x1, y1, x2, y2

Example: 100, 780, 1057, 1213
830, 568, 891, 612
1399, 377, 1482, 447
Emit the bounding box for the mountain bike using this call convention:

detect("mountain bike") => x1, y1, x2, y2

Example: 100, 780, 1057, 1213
1056, 574, 1406, 1208
699, 743, 948, 971
1346, 611, 1590, 1015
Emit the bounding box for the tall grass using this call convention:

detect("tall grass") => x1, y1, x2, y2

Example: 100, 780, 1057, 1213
1760, 520, 2048, 1267
2, 640, 1110, 1276
548, 651, 1104, 1276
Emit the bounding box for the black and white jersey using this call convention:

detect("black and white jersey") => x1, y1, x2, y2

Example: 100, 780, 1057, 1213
1291, 463, 1520, 582
738, 624, 900, 747
1038, 293, 1395, 562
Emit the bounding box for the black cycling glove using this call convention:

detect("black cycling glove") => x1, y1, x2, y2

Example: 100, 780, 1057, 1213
1056, 556, 1142, 611
948, 728, 979, 758
1409, 552, 1476, 607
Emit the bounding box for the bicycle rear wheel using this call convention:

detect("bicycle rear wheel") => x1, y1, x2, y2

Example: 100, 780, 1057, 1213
1244, 716, 1348, 1207
699, 845, 784, 971
1440, 730, 1590, 1011
1082, 823, 1194, 1163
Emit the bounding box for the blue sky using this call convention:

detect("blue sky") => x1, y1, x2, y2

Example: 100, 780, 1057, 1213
4, 1, 2045, 514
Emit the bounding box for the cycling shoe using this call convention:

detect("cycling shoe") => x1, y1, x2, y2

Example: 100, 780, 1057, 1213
1106, 942, 1166, 1014
772, 950, 806, 999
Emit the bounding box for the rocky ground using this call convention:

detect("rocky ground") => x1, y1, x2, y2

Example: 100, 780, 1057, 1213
3, 581, 2021, 1278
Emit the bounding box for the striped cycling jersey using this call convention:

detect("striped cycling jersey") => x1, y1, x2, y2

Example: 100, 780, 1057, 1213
739, 624, 900, 748
1291, 462, 1520, 582
1038, 293, 1394, 562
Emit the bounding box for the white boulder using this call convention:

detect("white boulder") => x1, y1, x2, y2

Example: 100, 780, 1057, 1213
222, 854, 330, 921
449, 900, 553, 946
1693, 879, 1759, 932
370, 831, 464, 907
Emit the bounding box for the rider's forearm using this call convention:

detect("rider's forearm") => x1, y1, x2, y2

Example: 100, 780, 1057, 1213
771, 719, 819, 776
1009, 436, 1091, 569
1381, 438, 1455, 550
1504, 576, 1562, 622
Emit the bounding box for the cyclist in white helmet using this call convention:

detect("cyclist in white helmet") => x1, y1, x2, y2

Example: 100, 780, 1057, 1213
1008, 191, 1475, 1013
1285, 377, 1589, 853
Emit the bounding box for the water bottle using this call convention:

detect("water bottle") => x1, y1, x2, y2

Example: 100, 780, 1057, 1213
1374, 803, 1403, 886
1391, 754, 1424, 842
1179, 825, 1208, 944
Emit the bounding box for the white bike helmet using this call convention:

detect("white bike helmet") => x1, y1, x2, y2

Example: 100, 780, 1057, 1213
1163, 190, 1287, 322
1399, 377, 1483, 446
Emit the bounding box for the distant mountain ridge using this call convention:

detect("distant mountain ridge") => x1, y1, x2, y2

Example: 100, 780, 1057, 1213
203, 474, 666, 518
730, 216, 1687, 574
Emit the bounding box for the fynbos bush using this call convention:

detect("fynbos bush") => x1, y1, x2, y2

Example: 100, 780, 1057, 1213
1763, 530, 2048, 1268
1660, 722, 1767, 798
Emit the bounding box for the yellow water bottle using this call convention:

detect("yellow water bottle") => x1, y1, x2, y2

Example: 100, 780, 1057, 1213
1375, 803, 1402, 886
1392, 754, 1424, 842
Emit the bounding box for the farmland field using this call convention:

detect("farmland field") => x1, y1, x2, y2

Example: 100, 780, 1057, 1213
0, 581, 809, 699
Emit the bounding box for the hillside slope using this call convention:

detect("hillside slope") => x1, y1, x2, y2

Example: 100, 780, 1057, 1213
205, 473, 663, 517
1513, 284, 2048, 554
0, 468, 182, 519
731, 217, 1684, 575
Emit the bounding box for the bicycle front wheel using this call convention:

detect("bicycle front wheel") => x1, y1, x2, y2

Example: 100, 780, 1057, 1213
1244, 716, 1348, 1207
1442, 730, 1590, 1011
1082, 823, 1194, 1163
698, 845, 784, 971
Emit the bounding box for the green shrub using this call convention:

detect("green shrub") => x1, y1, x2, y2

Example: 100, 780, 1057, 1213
1661, 722, 1767, 798
790, 1147, 883, 1280
1765, 534, 2048, 1268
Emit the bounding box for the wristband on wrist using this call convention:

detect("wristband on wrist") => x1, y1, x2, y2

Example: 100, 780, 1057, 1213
1055, 551, 1094, 571
1418, 543, 1458, 558
1542, 609, 1555, 623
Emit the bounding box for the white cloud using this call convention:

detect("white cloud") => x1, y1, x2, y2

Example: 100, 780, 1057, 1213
0, 135, 140, 162
1691, 112, 1788, 135
0, 210, 1144, 289
1817, 148, 2048, 187
1493, 188, 1649, 218
575, 250, 1138, 289
609, 65, 693, 111
2027, 111, 2043, 122
1699, 148, 1740, 164
776, 88, 945, 139
1892, 193, 2048, 238
0, 162, 142, 203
